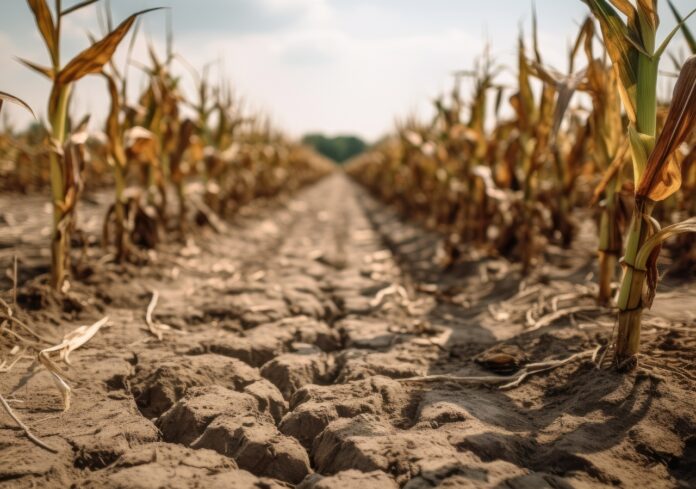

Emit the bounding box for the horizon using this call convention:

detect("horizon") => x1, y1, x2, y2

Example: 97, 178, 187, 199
1, 0, 694, 142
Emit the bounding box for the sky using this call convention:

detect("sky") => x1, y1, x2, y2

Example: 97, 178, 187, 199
1, 0, 694, 141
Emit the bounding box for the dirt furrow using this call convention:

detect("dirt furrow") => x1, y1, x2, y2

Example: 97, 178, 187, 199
1, 174, 695, 489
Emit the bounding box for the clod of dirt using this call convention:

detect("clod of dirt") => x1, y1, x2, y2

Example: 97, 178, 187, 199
156, 385, 263, 445
283, 288, 329, 319
131, 353, 287, 420
156, 384, 308, 483
186, 317, 341, 369
277, 316, 342, 352
402, 462, 511, 489
76, 443, 286, 489
260, 350, 336, 399
311, 414, 396, 474
192, 412, 311, 484
188, 324, 294, 367
338, 317, 399, 349
337, 293, 374, 315
414, 391, 470, 428
298, 469, 398, 489
280, 376, 410, 448
335, 345, 436, 382
312, 414, 523, 486
228, 291, 290, 327
0, 441, 70, 487
66, 396, 160, 470
243, 377, 289, 423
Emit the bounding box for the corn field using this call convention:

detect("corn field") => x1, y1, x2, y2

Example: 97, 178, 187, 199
0, 1, 695, 488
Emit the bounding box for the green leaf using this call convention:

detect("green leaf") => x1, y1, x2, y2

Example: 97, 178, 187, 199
668, 0, 696, 54
627, 125, 651, 186
584, 0, 641, 123
655, 6, 696, 58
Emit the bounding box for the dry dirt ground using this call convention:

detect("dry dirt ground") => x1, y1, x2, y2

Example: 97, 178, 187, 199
0, 174, 695, 489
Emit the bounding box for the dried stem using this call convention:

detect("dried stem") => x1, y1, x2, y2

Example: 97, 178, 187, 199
397, 349, 595, 389
0, 393, 58, 453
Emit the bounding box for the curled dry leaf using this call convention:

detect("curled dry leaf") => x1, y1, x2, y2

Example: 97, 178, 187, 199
636, 217, 696, 307
0, 91, 35, 118
57, 8, 163, 85
636, 55, 696, 202
145, 291, 170, 341
26, 0, 58, 66
37, 317, 109, 410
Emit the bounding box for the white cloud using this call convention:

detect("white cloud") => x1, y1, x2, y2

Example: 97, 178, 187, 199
168, 23, 481, 139
3, 0, 693, 141
261, 0, 333, 25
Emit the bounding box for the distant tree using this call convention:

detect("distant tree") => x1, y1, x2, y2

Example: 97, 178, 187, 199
302, 133, 368, 163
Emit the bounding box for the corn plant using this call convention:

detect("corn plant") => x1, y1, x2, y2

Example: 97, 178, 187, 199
21, 0, 160, 291
584, 0, 696, 368
573, 17, 629, 304
528, 18, 591, 249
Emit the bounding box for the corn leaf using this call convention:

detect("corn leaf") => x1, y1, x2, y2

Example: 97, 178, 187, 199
60, 0, 99, 16
591, 141, 629, 205
636, 0, 659, 33
608, 0, 637, 20
0, 91, 35, 118
655, 7, 696, 58
669, 0, 696, 54
636, 217, 696, 307
57, 8, 162, 85
636, 55, 696, 201
584, 0, 641, 123
517, 35, 537, 128
532, 5, 542, 64
15, 57, 55, 80
570, 17, 595, 73
102, 72, 127, 166
26, 0, 58, 67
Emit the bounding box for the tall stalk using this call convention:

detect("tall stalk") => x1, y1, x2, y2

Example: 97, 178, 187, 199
48, 86, 71, 289
22, 0, 160, 290
585, 0, 696, 367
578, 16, 626, 305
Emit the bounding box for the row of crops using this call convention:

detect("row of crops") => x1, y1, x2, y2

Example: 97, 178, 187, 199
347, 0, 696, 369
0, 1, 334, 291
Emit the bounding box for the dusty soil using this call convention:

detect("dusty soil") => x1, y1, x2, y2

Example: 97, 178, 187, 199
0, 174, 695, 489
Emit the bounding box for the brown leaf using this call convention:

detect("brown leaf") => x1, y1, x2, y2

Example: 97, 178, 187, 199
0, 91, 35, 118
57, 8, 162, 85
609, 0, 637, 19
637, 0, 659, 32
636, 55, 696, 201
26, 0, 57, 66
103, 72, 127, 166
585, 0, 641, 123
16, 57, 55, 79
60, 0, 99, 16
591, 141, 629, 206
643, 240, 661, 309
